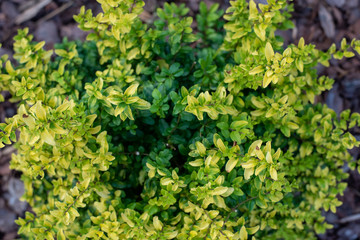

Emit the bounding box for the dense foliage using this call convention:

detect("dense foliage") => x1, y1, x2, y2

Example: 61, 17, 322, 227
1, 0, 360, 239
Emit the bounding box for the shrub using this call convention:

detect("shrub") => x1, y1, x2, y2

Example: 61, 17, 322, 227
1, 0, 360, 239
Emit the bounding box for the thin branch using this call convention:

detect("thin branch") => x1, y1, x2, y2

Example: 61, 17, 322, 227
36, 1, 74, 25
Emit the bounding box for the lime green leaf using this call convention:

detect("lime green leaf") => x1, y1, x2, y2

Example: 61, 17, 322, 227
226, 157, 238, 172
266, 152, 273, 164
41, 128, 55, 146
124, 83, 139, 96
127, 48, 140, 60
240, 226, 248, 240
195, 141, 206, 156
34, 101, 47, 121
298, 37, 305, 49
242, 160, 257, 169
265, 42, 274, 62
247, 225, 260, 234
121, 213, 135, 227
248, 140, 262, 155
263, 72, 272, 88
212, 187, 229, 195
230, 120, 248, 129
251, 97, 266, 108
244, 167, 254, 180
270, 166, 278, 180
216, 138, 226, 153
255, 164, 266, 176
153, 216, 163, 231
249, 66, 264, 75
295, 59, 304, 72
249, 0, 257, 20
254, 24, 266, 41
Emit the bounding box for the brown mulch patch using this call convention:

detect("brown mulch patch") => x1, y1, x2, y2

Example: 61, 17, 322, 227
1, 0, 360, 239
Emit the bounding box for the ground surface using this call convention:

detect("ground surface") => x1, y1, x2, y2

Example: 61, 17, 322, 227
0, 0, 360, 239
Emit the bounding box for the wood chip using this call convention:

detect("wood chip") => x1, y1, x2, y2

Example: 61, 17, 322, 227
139, 10, 153, 23
15, 0, 52, 25
36, 0, 73, 25
2, 146, 16, 156
318, 4, 336, 39
339, 213, 360, 224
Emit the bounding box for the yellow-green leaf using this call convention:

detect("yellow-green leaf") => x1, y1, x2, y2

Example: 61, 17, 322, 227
254, 24, 266, 41
195, 141, 206, 156
247, 225, 259, 234
287, 122, 299, 130
240, 226, 248, 240
124, 83, 139, 96
189, 159, 203, 167
255, 149, 265, 160
248, 140, 262, 155
295, 58, 304, 72
249, 0, 257, 20
5, 61, 14, 74
263, 72, 272, 88
255, 164, 266, 176
216, 138, 226, 153
273, 148, 281, 160
34, 41, 45, 51
249, 66, 264, 75
34, 101, 47, 121
127, 48, 139, 60
226, 157, 238, 172
266, 152, 273, 164
298, 37, 305, 49
265, 42, 274, 62
41, 128, 55, 146
251, 97, 266, 108
121, 213, 135, 227
242, 160, 257, 169
212, 187, 229, 195
153, 216, 163, 231
244, 167, 254, 180
270, 166, 278, 180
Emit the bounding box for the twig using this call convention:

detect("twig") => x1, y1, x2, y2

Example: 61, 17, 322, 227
15, 0, 52, 25
339, 213, 360, 224
36, 1, 74, 25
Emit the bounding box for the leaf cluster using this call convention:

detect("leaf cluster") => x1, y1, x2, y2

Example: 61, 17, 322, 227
1, 0, 360, 239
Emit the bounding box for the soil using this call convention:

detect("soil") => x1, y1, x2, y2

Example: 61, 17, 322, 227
0, 0, 360, 239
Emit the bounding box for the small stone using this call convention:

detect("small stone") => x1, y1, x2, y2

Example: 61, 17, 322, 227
342, 79, 360, 99
0, 198, 5, 208
34, 21, 60, 49
325, 82, 343, 115
1, 1, 18, 20
0, 209, 17, 232
5, 107, 16, 118
3, 232, 18, 240
345, 0, 359, 8
326, 211, 338, 224
60, 24, 87, 41
348, 8, 360, 25
0, 162, 11, 175
5, 178, 27, 215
